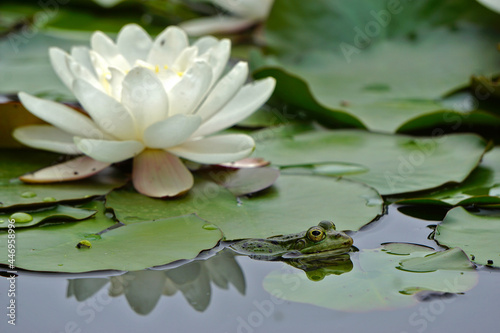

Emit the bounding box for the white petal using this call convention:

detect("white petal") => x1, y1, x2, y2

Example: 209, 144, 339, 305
67, 55, 103, 91
72, 79, 138, 140
108, 67, 125, 100
70, 46, 96, 76
203, 39, 230, 85
179, 16, 256, 36
193, 36, 218, 55
193, 77, 275, 137
20, 156, 110, 183
168, 61, 213, 116
117, 24, 153, 64
143, 114, 202, 149
91, 31, 130, 71
75, 137, 144, 163
168, 134, 255, 164
49, 47, 73, 90
18, 92, 106, 139
13, 125, 80, 154
147, 26, 188, 66
132, 149, 194, 198
120, 67, 169, 133
195, 61, 248, 121
171, 46, 198, 73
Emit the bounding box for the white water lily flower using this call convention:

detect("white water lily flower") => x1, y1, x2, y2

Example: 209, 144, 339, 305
14, 24, 275, 198
180, 0, 274, 36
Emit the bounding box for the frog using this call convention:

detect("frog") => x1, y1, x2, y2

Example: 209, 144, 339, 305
229, 220, 353, 261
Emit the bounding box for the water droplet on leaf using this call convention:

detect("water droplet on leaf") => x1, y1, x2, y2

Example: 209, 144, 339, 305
42, 197, 57, 202
202, 224, 218, 230
9, 212, 33, 223
20, 191, 36, 198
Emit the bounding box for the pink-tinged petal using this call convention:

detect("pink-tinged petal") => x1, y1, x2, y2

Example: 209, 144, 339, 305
168, 134, 255, 164
75, 137, 144, 163
20, 156, 110, 183
143, 114, 202, 149
13, 125, 80, 154
132, 149, 194, 198
218, 157, 270, 168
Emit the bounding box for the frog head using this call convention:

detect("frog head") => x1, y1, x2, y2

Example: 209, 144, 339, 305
293, 220, 353, 254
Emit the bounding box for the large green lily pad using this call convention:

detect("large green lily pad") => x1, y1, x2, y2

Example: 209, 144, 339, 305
263, 244, 478, 312
0, 149, 128, 209
0, 202, 222, 272
252, 129, 487, 195
434, 207, 500, 267
0, 205, 97, 228
106, 174, 383, 240
396, 147, 500, 206
255, 0, 500, 132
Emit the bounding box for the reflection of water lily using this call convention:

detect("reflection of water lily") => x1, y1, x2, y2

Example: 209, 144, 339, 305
180, 0, 274, 36
14, 24, 275, 197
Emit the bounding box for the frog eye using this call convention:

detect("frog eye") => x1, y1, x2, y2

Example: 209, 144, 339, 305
306, 226, 326, 242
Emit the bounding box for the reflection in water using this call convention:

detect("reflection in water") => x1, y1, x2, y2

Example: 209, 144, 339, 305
285, 254, 353, 281
67, 249, 245, 315
66, 247, 354, 315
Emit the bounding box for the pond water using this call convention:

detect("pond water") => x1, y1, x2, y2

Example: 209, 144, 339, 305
1, 205, 499, 332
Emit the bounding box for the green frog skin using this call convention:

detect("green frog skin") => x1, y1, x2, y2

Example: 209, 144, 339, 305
230, 220, 353, 260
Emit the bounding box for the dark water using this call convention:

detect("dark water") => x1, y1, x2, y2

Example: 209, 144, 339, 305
1, 205, 499, 333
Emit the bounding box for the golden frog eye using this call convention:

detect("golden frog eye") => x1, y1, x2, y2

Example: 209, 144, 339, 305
306, 226, 326, 242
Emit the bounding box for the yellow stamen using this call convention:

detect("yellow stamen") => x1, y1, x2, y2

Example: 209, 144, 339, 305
155, 65, 160, 73
164, 65, 169, 70
177, 71, 183, 77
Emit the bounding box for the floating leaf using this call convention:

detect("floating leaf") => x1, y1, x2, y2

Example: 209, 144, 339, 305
0, 205, 97, 228
0, 202, 222, 272
255, 0, 500, 132
434, 207, 500, 267
253, 130, 487, 195
206, 167, 280, 196
106, 174, 383, 240
263, 244, 478, 312
395, 147, 500, 206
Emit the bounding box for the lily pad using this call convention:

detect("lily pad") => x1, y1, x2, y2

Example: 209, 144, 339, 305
0, 149, 128, 209
0, 205, 97, 228
0, 31, 89, 100
434, 207, 500, 267
106, 174, 383, 240
205, 167, 280, 196
252, 129, 487, 195
0, 202, 222, 272
263, 244, 478, 312
395, 147, 500, 206
255, 0, 500, 132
